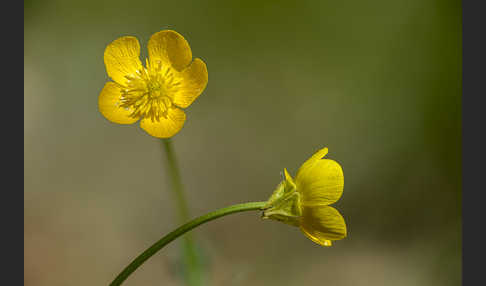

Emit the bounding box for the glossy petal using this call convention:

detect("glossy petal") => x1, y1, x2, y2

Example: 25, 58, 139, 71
148, 30, 192, 71
296, 147, 329, 178
300, 206, 347, 246
98, 82, 139, 124
104, 36, 143, 86
171, 58, 208, 108
295, 149, 344, 206
140, 108, 186, 138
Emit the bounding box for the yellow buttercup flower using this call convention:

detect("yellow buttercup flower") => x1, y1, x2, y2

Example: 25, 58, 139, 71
98, 30, 208, 138
262, 147, 346, 247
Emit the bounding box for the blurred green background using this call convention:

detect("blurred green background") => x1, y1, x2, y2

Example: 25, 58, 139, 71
24, 0, 461, 285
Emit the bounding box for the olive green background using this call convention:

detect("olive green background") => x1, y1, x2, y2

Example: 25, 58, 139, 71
24, 0, 461, 285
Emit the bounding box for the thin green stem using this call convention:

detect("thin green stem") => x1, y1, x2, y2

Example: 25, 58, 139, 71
161, 138, 200, 285
109, 201, 266, 286
162, 139, 190, 221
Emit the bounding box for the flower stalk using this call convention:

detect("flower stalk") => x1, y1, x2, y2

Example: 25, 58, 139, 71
109, 202, 266, 286
162, 138, 201, 286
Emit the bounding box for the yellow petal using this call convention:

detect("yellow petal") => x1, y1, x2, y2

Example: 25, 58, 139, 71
300, 206, 347, 246
98, 82, 139, 124
171, 58, 208, 108
104, 36, 143, 86
296, 147, 329, 178
140, 108, 186, 138
295, 149, 344, 206
148, 30, 193, 71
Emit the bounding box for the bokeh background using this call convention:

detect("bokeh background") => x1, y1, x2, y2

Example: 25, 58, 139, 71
24, 0, 461, 285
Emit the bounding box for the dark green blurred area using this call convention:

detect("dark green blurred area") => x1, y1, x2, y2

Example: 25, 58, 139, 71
24, 0, 461, 285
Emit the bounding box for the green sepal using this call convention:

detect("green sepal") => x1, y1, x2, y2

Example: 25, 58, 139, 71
262, 170, 302, 227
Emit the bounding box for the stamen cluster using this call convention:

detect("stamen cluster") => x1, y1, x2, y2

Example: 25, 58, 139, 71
119, 60, 181, 122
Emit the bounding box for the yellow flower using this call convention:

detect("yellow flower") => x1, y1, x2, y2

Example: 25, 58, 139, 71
262, 147, 346, 247
98, 30, 208, 138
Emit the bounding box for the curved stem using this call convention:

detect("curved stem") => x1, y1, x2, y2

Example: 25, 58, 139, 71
109, 201, 266, 286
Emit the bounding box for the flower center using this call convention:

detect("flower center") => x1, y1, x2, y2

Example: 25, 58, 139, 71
119, 59, 180, 122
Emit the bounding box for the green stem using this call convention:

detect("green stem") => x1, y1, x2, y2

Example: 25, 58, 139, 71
109, 201, 266, 286
162, 139, 190, 222
161, 138, 199, 285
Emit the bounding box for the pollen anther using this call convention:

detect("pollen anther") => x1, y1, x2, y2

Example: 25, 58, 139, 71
118, 60, 179, 121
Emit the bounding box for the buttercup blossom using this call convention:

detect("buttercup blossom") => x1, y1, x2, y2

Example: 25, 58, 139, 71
263, 147, 346, 246
99, 30, 208, 138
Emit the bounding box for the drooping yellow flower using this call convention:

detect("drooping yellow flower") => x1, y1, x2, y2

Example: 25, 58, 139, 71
262, 147, 346, 247
98, 30, 208, 138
